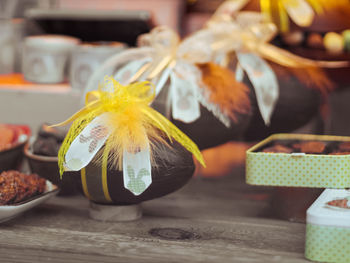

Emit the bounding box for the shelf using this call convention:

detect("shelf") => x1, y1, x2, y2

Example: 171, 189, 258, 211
0, 74, 82, 133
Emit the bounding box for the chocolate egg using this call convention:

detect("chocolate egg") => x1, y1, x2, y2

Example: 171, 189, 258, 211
76, 139, 195, 205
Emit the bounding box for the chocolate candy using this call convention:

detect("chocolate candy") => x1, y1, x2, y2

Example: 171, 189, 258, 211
262, 144, 293, 153
282, 31, 304, 46
329, 151, 350, 155
338, 142, 350, 152
324, 32, 344, 54
307, 33, 324, 49
298, 141, 326, 154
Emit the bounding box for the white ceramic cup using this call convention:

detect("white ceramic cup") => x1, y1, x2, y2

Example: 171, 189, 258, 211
70, 42, 126, 91
22, 35, 80, 84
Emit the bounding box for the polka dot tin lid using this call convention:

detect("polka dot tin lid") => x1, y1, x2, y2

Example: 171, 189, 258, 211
307, 189, 350, 227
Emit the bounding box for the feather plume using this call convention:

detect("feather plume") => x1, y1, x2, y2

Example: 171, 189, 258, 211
57, 76, 205, 175
197, 62, 251, 122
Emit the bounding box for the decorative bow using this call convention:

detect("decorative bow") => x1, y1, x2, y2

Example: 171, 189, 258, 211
213, 0, 323, 32
199, 11, 347, 124
113, 26, 237, 127
54, 77, 205, 197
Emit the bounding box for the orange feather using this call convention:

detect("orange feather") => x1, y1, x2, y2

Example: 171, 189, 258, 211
197, 62, 251, 123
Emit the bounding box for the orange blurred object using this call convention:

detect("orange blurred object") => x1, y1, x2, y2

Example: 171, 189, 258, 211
197, 63, 251, 123
0, 124, 31, 152
0, 73, 32, 85
195, 141, 254, 177
0, 125, 15, 151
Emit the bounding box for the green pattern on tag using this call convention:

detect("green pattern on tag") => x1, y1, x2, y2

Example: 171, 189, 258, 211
126, 165, 149, 195
306, 223, 350, 263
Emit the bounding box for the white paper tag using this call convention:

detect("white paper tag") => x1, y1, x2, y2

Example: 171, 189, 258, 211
114, 57, 151, 85
237, 52, 279, 125
155, 65, 173, 96
64, 113, 112, 171
214, 0, 250, 17
214, 52, 227, 66
170, 63, 201, 123
235, 62, 244, 82
123, 146, 152, 196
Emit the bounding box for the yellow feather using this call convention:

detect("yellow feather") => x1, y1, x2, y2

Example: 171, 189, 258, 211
57, 76, 205, 175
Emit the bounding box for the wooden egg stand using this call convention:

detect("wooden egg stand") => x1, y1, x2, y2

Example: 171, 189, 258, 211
89, 202, 142, 222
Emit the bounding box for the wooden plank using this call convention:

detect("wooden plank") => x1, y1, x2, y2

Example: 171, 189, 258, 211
0, 221, 307, 263
0, 166, 310, 262
0, 198, 307, 263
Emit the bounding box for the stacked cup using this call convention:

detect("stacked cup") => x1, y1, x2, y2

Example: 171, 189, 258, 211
70, 42, 127, 91
22, 35, 80, 84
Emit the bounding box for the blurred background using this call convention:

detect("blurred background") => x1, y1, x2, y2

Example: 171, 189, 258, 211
0, 0, 350, 179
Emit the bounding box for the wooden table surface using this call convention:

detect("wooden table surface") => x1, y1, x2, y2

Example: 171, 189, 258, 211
0, 165, 311, 263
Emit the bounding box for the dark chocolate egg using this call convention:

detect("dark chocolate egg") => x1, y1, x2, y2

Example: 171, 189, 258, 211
243, 62, 322, 141
76, 139, 195, 205
172, 105, 252, 150
151, 67, 253, 151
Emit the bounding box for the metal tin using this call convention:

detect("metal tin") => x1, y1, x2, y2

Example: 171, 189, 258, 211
246, 133, 350, 188
306, 189, 350, 263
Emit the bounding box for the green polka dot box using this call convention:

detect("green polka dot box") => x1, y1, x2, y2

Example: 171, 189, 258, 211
306, 189, 350, 263
246, 134, 350, 188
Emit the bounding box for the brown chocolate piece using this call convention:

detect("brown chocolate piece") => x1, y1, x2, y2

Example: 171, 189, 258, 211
329, 151, 350, 155
307, 33, 324, 49
0, 174, 18, 205
262, 144, 293, 153
338, 142, 350, 152
33, 137, 59, 157
292, 143, 302, 150
0, 171, 47, 205
298, 141, 326, 154
327, 198, 350, 209
38, 123, 66, 142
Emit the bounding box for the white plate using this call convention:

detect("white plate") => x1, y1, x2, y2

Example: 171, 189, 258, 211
0, 181, 59, 223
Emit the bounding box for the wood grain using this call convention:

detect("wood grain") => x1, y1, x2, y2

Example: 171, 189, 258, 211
0, 165, 310, 263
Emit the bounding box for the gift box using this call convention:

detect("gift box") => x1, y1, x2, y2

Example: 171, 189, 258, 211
305, 189, 350, 263
246, 133, 350, 188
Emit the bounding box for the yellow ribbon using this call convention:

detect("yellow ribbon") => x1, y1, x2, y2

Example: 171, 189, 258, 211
260, 0, 323, 32
55, 76, 205, 176
213, 0, 323, 32
132, 26, 180, 83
